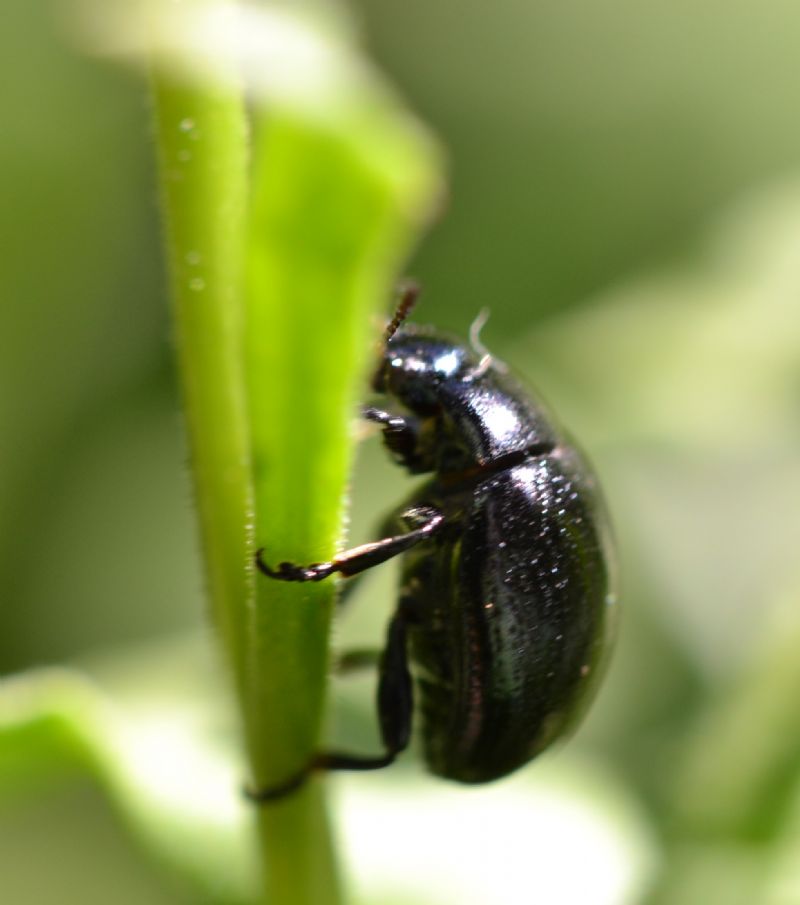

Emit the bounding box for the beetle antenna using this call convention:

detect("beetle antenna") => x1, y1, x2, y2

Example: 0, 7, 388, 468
468, 307, 494, 377
385, 281, 420, 343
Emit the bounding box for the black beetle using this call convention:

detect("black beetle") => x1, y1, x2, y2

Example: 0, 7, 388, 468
252, 285, 616, 799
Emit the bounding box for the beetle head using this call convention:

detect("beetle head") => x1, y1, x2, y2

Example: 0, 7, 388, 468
370, 283, 493, 473
370, 331, 474, 474
372, 283, 478, 409
372, 330, 473, 409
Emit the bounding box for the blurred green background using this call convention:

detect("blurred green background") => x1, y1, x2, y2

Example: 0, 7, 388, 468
3, 1, 800, 903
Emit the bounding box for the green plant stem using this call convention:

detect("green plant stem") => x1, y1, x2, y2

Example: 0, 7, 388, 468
147, 10, 252, 680
256, 789, 343, 905
146, 3, 285, 899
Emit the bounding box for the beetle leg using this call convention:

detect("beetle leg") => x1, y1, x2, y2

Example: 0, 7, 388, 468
376, 612, 413, 754
361, 405, 412, 428
329, 502, 422, 611
333, 647, 380, 675
331, 501, 402, 604
362, 406, 419, 447
247, 614, 411, 803
362, 406, 429, 471
255, 506, 445, 582
245, 748, 398, 803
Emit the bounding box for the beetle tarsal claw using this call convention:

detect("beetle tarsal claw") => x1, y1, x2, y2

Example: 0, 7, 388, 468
255, 551, 299, 581
254, 550, 337, 582
278, 562, 318, 581
254, 548, 276, 577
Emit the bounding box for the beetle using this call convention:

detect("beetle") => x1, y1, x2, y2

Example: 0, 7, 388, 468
251, 284, 616, 800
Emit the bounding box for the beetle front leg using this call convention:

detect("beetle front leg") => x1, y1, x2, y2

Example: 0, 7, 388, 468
255, 505, 445, 582
362, 406, 432, 472
362, 405, 416, 431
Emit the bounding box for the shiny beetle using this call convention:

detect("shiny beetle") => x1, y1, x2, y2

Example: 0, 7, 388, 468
252, 285, 616, 799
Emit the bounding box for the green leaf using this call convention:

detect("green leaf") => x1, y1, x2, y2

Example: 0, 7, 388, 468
0, 642, 258, 905
671, 596, 800, 842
